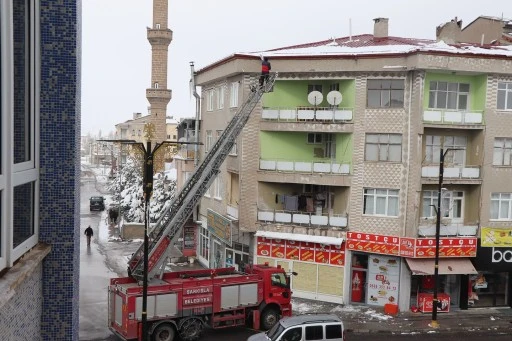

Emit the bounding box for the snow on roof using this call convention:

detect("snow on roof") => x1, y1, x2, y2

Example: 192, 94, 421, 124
255, 230, 343, 246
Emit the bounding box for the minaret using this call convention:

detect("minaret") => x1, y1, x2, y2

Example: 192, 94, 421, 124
146, 0, 172, 143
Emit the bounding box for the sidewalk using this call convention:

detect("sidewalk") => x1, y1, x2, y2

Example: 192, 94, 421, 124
292, 297, 512, 334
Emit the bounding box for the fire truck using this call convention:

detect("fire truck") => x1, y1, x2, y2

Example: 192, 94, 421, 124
108, 74, 292, 341
108, 264, 293, 341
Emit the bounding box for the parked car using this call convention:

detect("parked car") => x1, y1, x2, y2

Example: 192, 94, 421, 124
248, 314, 345, 341
89, 196, 105, 211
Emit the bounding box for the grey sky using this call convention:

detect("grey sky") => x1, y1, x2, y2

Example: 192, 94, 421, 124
81, 0, 509, 136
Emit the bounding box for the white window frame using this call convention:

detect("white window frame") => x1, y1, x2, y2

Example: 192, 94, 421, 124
198, 221, 210, 263
213, 176, 222, 200
363, 188, 399, 217
490, 193, 512, 221
422, 190, 464, 223
493, 137, 512, 166
230, 82, 239, 108
425, 135, 466, 165
217, 85, 224, 109
154, 82, 159, 89
206, 89, 214, 112
497, 82, 512, 110
205, 130, 213, 153
365, 133, 402, 162
428, 81, 470, 110
1, 0, 41, 270
229, 141, 237, 156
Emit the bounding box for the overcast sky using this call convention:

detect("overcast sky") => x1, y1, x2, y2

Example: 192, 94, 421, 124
81, 0, 510, 136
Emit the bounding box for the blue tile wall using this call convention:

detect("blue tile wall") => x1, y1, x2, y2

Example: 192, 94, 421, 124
38, 0, 81, 340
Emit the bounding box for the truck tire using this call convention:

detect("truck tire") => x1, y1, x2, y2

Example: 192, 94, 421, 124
261, 308, 279, 330
179, 318, 203, 341
152, 323, 175, 341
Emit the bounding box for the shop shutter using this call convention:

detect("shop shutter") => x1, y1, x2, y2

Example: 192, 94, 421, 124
318, 264, 343, 296
292, 262, 317, 292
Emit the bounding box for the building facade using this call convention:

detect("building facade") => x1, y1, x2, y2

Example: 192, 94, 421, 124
0, 0, 81, 339
191, 17, 512, 312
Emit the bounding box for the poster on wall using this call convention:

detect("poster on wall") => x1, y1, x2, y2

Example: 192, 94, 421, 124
256, 237, 271, 257
366, 254, 400, 306
481, 227, 512, 247
330, 244, 345, 266
299, 242, 315, 262
285, 240, 300, 260
271, 239, 285, 258
315, 244, 330, 264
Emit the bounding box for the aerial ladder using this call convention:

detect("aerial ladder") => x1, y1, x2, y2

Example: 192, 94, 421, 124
127, 73, 277, 282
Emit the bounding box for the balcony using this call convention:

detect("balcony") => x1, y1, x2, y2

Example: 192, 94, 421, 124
257, 208, 347, 229
418, 219, 478, 237
262, 107, 353, 123
227, 204, 238, 220
260, 159, 350, 175
421, 165, 481, 184
423, 110, 484, 127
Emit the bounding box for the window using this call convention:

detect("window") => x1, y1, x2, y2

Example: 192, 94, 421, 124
217, 85, 224, 109
307, 133, 323, 144
363, 188, 399, 217
216, 130, 222, 140
154, 82, 159, 89
229, 141, 237, 156
198, 223, 210, 261
490, 193, 512, 220
305, 325, 323, 340
367, 79, 404, 108
282, 327, 302, 341
155, 23, 161, 29
424, 135, 466, 165
325, 325, 343, 339
230, 82, 239, 107
213, 176, 222, 199
205, 130, 213, 153
207, 89, 214, 111
497, 82, 512, 110
429, 81, 469, 110
422, 190, 463, 221
308, 84, 323, 94
1, 0, 40, 270
329, 83, 340, 92
365, 134, 402, 162
493, 138, 512, 166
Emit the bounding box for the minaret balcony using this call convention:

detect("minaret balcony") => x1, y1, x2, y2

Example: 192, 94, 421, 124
146, 88, 172, 103
147, 28, 173, 45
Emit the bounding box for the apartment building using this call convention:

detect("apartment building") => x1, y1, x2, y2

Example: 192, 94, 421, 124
190, 17, 512, 312
0, 1, 81, 339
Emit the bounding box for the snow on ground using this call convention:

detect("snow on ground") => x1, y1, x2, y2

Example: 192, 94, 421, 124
292, 299, 392, 322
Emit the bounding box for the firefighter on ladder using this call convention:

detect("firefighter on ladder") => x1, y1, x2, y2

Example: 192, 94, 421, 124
259, 55, 271, 88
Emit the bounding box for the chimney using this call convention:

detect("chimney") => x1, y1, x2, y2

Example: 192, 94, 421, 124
373, 17, 389, 38
133, 112, 142, 120
436, 17, 461, 44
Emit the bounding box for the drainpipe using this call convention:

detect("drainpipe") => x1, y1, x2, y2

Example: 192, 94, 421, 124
190, 61, 200, 167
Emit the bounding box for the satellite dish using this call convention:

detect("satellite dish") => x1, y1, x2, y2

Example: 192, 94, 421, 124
327, 91, 342, 106
307, 91, 323, 106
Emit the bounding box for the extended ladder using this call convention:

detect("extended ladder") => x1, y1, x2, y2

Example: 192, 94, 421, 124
128, 73, 277, 282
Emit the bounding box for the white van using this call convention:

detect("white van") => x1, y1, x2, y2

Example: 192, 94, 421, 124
248, 314, 345, 341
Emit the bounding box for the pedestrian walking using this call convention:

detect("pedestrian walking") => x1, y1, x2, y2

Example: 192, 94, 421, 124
259, 55, 271, 88
84, 225, 93, 246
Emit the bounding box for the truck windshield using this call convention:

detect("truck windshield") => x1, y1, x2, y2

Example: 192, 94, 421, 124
270, 272, 288, 288
266, 321, 285, 341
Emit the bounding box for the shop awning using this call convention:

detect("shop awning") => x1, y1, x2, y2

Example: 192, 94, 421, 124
405, 258, 477, 275
255, 231, 343, 246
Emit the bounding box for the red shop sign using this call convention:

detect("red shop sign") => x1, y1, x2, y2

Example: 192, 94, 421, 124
330, 243, 346, 266
285, 240, 300, 260
346, 232, 400, 255
256, 237, 271, 257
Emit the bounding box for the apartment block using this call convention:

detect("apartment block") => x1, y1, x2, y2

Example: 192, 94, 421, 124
187, 17, 512, 312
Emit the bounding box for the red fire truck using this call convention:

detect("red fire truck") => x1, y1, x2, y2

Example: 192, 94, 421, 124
108, 264, 293, 341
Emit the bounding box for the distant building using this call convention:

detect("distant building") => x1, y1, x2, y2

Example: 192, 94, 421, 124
191, 17, 512, 312
437, 15, 512, 45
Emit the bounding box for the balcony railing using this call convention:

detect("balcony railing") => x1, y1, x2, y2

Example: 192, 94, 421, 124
421, 165, 480, 179
423, 109, 484, 125
257, 208, 348, 228
418, 222, 478, 237
227, 204, 238, 220
262, 106, 353, 122
260, 159, 351, 174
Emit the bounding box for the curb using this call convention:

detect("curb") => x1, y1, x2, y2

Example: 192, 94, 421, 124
346, 325, 512, 335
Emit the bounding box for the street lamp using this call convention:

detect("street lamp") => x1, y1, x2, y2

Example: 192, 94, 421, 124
431, 147, 463, 328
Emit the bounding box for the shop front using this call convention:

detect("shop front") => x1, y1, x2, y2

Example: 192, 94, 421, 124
470, 228, 512, 308
254, 231, 345, 304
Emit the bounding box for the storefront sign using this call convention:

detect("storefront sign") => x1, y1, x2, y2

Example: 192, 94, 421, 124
481, 227, 512, 247
346, 232, 400, 255
366, 254, 400, 306
207, 209, 232, 245
409, 237, 477, 258
256, 237, 345, 266
473, 240, 512, 272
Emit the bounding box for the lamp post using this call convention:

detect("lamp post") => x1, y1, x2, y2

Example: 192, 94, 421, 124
431, 147, 463, 328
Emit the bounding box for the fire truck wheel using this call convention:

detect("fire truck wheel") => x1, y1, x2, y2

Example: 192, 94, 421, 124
179, 318, 203, 341
152, 323, 175, 341
261, 308, 279, 330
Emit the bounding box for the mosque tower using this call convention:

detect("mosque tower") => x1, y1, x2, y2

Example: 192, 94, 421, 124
146, 0, 172, 142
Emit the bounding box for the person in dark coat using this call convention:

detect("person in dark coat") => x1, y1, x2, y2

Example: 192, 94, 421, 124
84, 225, 93, 246
259, 55, 271, 87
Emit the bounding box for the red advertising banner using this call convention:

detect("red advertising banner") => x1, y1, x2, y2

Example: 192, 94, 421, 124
271, 243, 285, 258
413, 237, 477, 258
330, 243, 345, 266
299, 241, 315, 262
256, 237, 271, 257
285, 240, 300, 260
399, 238, 416, 257
315, 244, 330, 264
346, 232, 400, 256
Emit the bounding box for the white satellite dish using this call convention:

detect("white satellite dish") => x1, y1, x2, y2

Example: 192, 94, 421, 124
307, 91, 323, 106
327, 91, 342, 106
